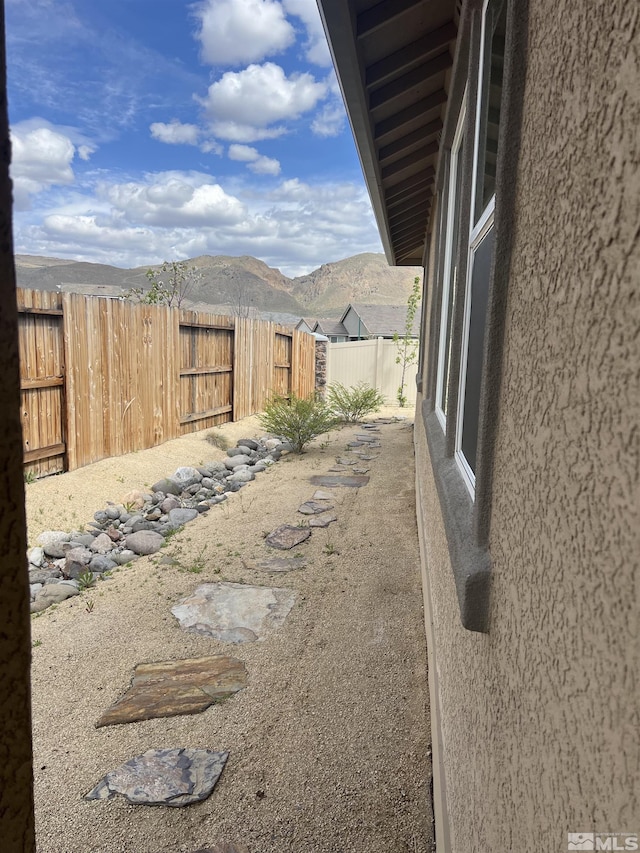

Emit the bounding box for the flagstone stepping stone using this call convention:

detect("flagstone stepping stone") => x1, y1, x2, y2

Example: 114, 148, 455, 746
308, 514, 338, 528
95, 656, 247, 727
245, 557, 307, 573
312, 489, 334, 500
336, 457, 357, 465
310, 474, 370, 488
265, 525, 311, 550
172, 582, 296, 643
358, 454, 378, 461
356, 434, 380, 442
328, 466, 346, 472
85, 748, 228, 807
347, 440, 365, 447
353, 468, 370, 475
298, 500, 334, 515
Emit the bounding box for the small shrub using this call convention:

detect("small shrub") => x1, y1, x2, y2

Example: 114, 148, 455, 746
258, 393, 338, 453
77, 570, 96, 591
327, 382, 385, 423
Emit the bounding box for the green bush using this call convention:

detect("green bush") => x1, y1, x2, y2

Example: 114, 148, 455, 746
258, 393, 338, 453
327, 382, 385, 423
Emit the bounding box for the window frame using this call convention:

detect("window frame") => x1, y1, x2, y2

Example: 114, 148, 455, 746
453, 0, 500, 498
435, 91, 467, 432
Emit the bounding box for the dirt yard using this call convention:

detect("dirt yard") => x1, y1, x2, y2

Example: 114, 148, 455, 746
27, 408, 433, 853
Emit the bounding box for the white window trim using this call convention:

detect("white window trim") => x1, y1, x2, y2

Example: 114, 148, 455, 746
454, 0, 496, 498
435, 91, 467, 431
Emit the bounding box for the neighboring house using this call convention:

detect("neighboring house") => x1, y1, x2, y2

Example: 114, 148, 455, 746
295, 317, 316, 335
312, 318, 349, 342
340, 303, 419, 340
318, 1, 638, 852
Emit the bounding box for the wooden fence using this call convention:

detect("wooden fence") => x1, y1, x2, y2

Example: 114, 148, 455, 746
17, 289, 316, 477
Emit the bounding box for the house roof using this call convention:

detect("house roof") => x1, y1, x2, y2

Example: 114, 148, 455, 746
341, 303, 420, 337
317, 0, 459, 266
314, 318, 348, 337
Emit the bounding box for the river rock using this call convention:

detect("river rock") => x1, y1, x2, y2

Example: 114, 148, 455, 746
168, 508, 199, 527
237, 438, 259, 451
151, 478, 182, 496
170, 467, 203, 489
113, 550, 137, 565
85, 748, 229, 806
37, 531, 71, 559
89, 533, 115, 553
105, 506, 121, 520
227, 469, 255, 484
161, 496, 181, 513
223, 455, 252, 470
90, 555, 117, 573
125, 530, 164, 556
31, 582, 80, 612
121, 490, 148, 510
28, 546, 45, 567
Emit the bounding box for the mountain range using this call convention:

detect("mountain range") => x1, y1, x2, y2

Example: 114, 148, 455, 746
15, 252, 422, 322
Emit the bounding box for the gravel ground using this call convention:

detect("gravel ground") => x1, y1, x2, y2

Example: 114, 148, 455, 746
28, 410, 433, 853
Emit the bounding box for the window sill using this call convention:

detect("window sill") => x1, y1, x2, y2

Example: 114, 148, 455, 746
423, 400, 491, 633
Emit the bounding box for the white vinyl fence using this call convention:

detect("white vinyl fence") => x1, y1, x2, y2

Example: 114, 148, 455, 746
325, 337, 418, 406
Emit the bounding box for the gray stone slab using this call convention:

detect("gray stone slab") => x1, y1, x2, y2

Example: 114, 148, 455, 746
265, 525, 311, 550
85, 748, 228, 806
172, 582, 296, 643
298, 500, 334, 515
308, 514, 338, 528
312, 490, 334, 500
336, 457, 357, 466
310, 474, 370, 488
247, 557, 307, 573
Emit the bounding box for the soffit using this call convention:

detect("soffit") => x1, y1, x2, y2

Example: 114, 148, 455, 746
318, 0, 460, 266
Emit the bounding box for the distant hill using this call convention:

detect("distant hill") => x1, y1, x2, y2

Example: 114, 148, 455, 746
289, 253, 422, 317
15, 252, 422, 320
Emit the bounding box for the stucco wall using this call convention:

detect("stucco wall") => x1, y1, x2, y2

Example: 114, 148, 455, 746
416, 1, 639, 850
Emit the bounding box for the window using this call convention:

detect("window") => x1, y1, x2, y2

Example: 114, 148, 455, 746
435, 95, 467, 430
454, 0, 506, 496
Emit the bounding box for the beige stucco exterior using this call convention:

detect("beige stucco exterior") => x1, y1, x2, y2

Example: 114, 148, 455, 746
414, 0, 639, 848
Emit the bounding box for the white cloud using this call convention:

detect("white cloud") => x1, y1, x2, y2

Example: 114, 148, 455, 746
150, 120, 200, 146
311, 101, 346, 137
282, 0, 332, 66
228, 143, 281, 175
199, 62, 326, 141
103, 171, 247, 227
193, 0, 294, 66
10, 121, 77, 209
13, 170, 382, 276
228, 144, 260, 162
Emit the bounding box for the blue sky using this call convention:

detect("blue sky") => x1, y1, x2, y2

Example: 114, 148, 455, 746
6, 0, 383, 276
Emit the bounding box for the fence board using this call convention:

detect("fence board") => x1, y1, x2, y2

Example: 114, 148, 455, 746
18, 289, 316, 475
17, 290, 66, 478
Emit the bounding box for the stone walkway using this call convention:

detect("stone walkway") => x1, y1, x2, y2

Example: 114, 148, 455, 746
30, 417, 433, 853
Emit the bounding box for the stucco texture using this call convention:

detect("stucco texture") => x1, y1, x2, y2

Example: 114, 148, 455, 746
416, 1, 639, 851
